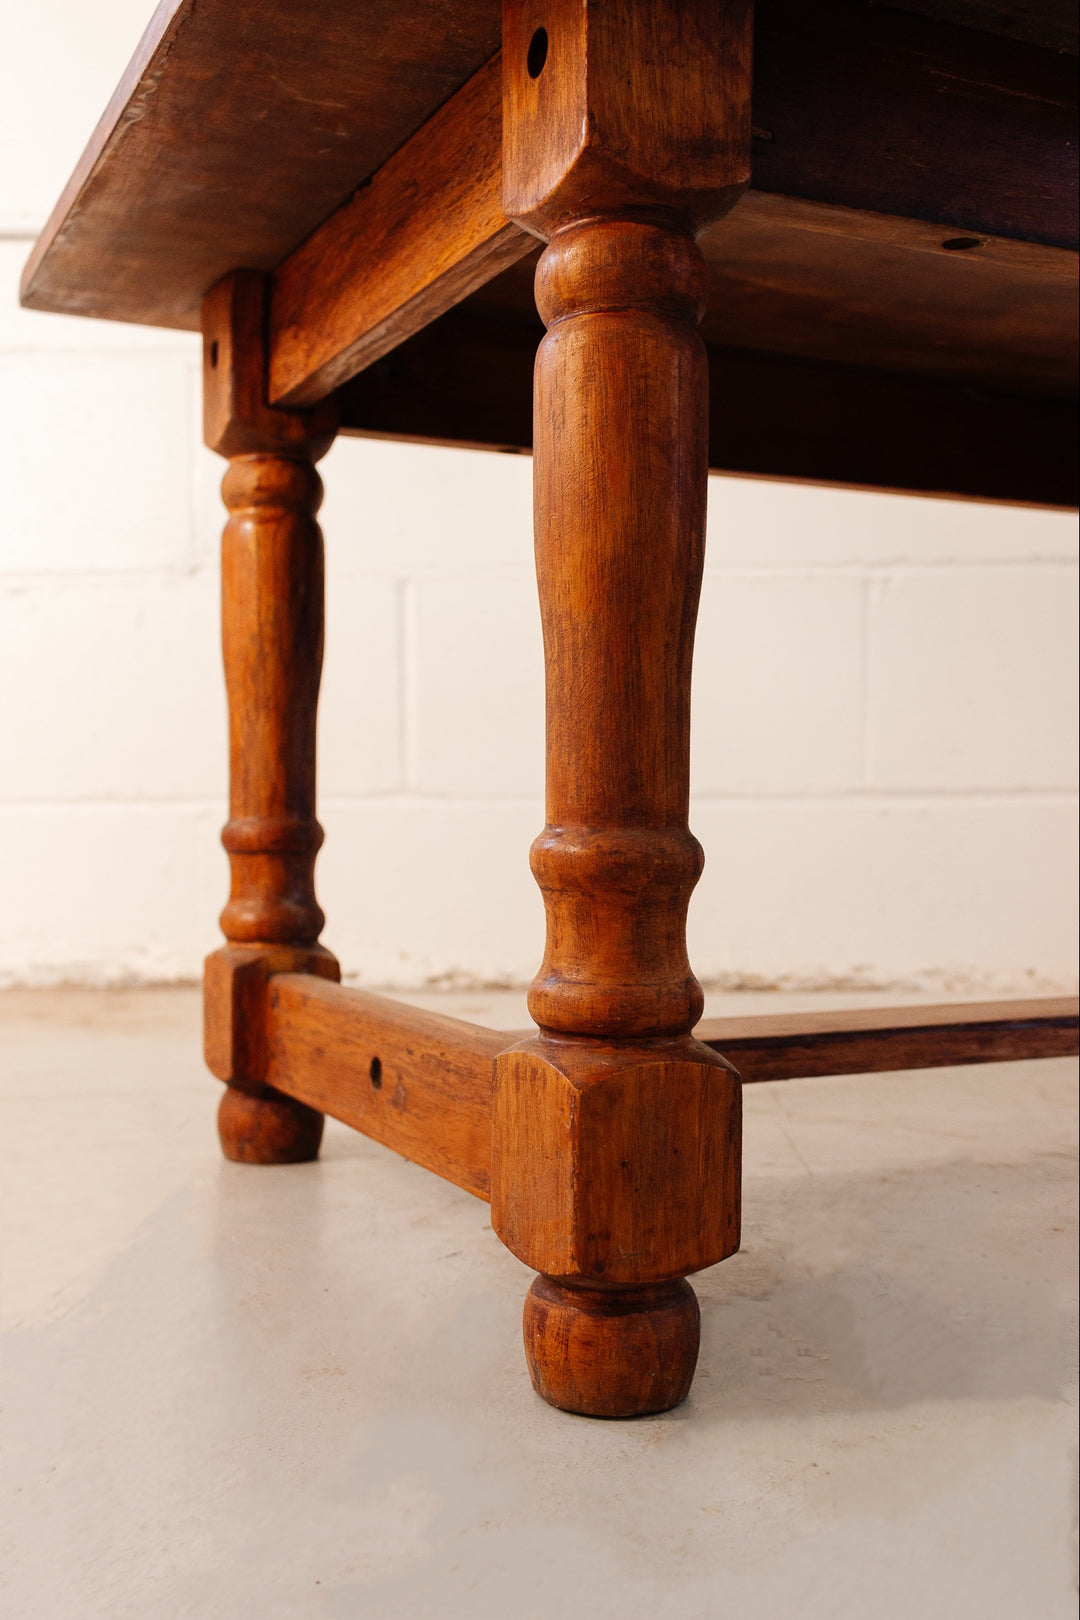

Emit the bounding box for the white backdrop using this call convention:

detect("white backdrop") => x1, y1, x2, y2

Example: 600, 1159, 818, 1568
2, 1, 1077, 992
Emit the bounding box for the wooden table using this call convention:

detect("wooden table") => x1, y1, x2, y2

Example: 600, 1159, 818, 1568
24, 0, 1079, 1418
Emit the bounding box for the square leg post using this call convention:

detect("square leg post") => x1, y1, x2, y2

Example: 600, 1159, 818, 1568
492, 0, 754, 1416
201, 271, 341, 1163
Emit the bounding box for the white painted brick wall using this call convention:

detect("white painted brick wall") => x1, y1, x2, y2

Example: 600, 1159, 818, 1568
2, 2, 1077, 992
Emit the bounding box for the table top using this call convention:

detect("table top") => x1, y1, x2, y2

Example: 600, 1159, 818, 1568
18, 0, 1079, 505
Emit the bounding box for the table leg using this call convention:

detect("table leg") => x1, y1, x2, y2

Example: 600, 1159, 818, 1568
491, 215, 743, 1417
493, 0, 753, 1415
199, 271, 340, 1163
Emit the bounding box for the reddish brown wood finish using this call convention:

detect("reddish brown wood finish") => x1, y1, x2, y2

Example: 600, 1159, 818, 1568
501, 1, 751, 238
751, 0, 1078, 249
21, 0, 1076, 338
525, 221, 714, 1042
491, 0, 752, 1417
523, 1276, 700, 1419
449, 194, 1078, 404
264, 976, 506, 1200
20, 0, 504, 332
338, 308, 1080, 508
269, 54, 532, 409
697, 996, 1080, 1080
492, 1036, 740, 1278
204, 942, 339, 1089
261, 34, 1074, 427
21, 1, 1077, 517
202, 270, 340, 1164
218, 1086, 325, 1166
17, 0, 1080, 1430
216, 989, 1077, 1201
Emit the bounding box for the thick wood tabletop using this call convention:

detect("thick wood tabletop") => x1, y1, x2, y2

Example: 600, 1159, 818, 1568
23, 0, 1077, 321
20, 0, 1079, 503
21, 0, 503, 331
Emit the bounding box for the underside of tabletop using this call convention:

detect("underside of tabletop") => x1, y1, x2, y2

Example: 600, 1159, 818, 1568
20, 0, 1079, 505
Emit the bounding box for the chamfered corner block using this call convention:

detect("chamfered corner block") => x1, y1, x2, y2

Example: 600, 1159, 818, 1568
204, 943, 341, 1091
501, 0, 753, 238
492, 1033, 740, 1416
490, 1034, 741, 1285
202, 269, 339, 459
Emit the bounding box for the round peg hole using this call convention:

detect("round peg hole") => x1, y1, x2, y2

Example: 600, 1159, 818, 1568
209, 340, 219, 368
940, 237, 981, 252
527, 27, 548, 78
369, 1056, 382, 1089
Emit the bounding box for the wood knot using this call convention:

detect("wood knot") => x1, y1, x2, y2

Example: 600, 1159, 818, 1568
535, 218, 708, 327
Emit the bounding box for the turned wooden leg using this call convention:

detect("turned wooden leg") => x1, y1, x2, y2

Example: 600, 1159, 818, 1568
492, 0, 753, 1416
200, 271, 340, 1163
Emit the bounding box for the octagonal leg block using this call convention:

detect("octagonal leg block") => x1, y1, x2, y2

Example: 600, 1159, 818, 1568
205, 942, 340, 1164
492, 1036, 740, 1417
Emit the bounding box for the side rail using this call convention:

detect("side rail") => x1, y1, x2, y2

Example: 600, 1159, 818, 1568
239, 982, 1080, 1202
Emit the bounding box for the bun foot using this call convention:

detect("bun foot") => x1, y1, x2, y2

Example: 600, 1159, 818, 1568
217, 1085, 324, 1164
523, 1275, 700, 1418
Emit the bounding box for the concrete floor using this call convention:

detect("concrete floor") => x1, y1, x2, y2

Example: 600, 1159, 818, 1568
1, 987, 1076, 1620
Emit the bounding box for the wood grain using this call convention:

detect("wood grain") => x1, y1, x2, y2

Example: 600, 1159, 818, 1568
696, 997, 1080, 1081
269, 54, 533, 409
22, 0, 1074, 342
253, 992, 1078, 1198
751, 0, 1078, 249
216, 452, 330, 949
204, 275, 336, 952
202, 271, 339, 1161
697, 194, 1079, 400
204, 942, 340, 1089
523, 217, 719, 1041
338, 308, 1079, 508
523, 1276, 700, 1418
502, 0, 752, 236
202, 270, 338, 462
495, 0, 753, 1416
264, 976, 506, 1200
458, 192, 1078, 402
491, 1035, 741, 1281
21, 0, 503, 330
